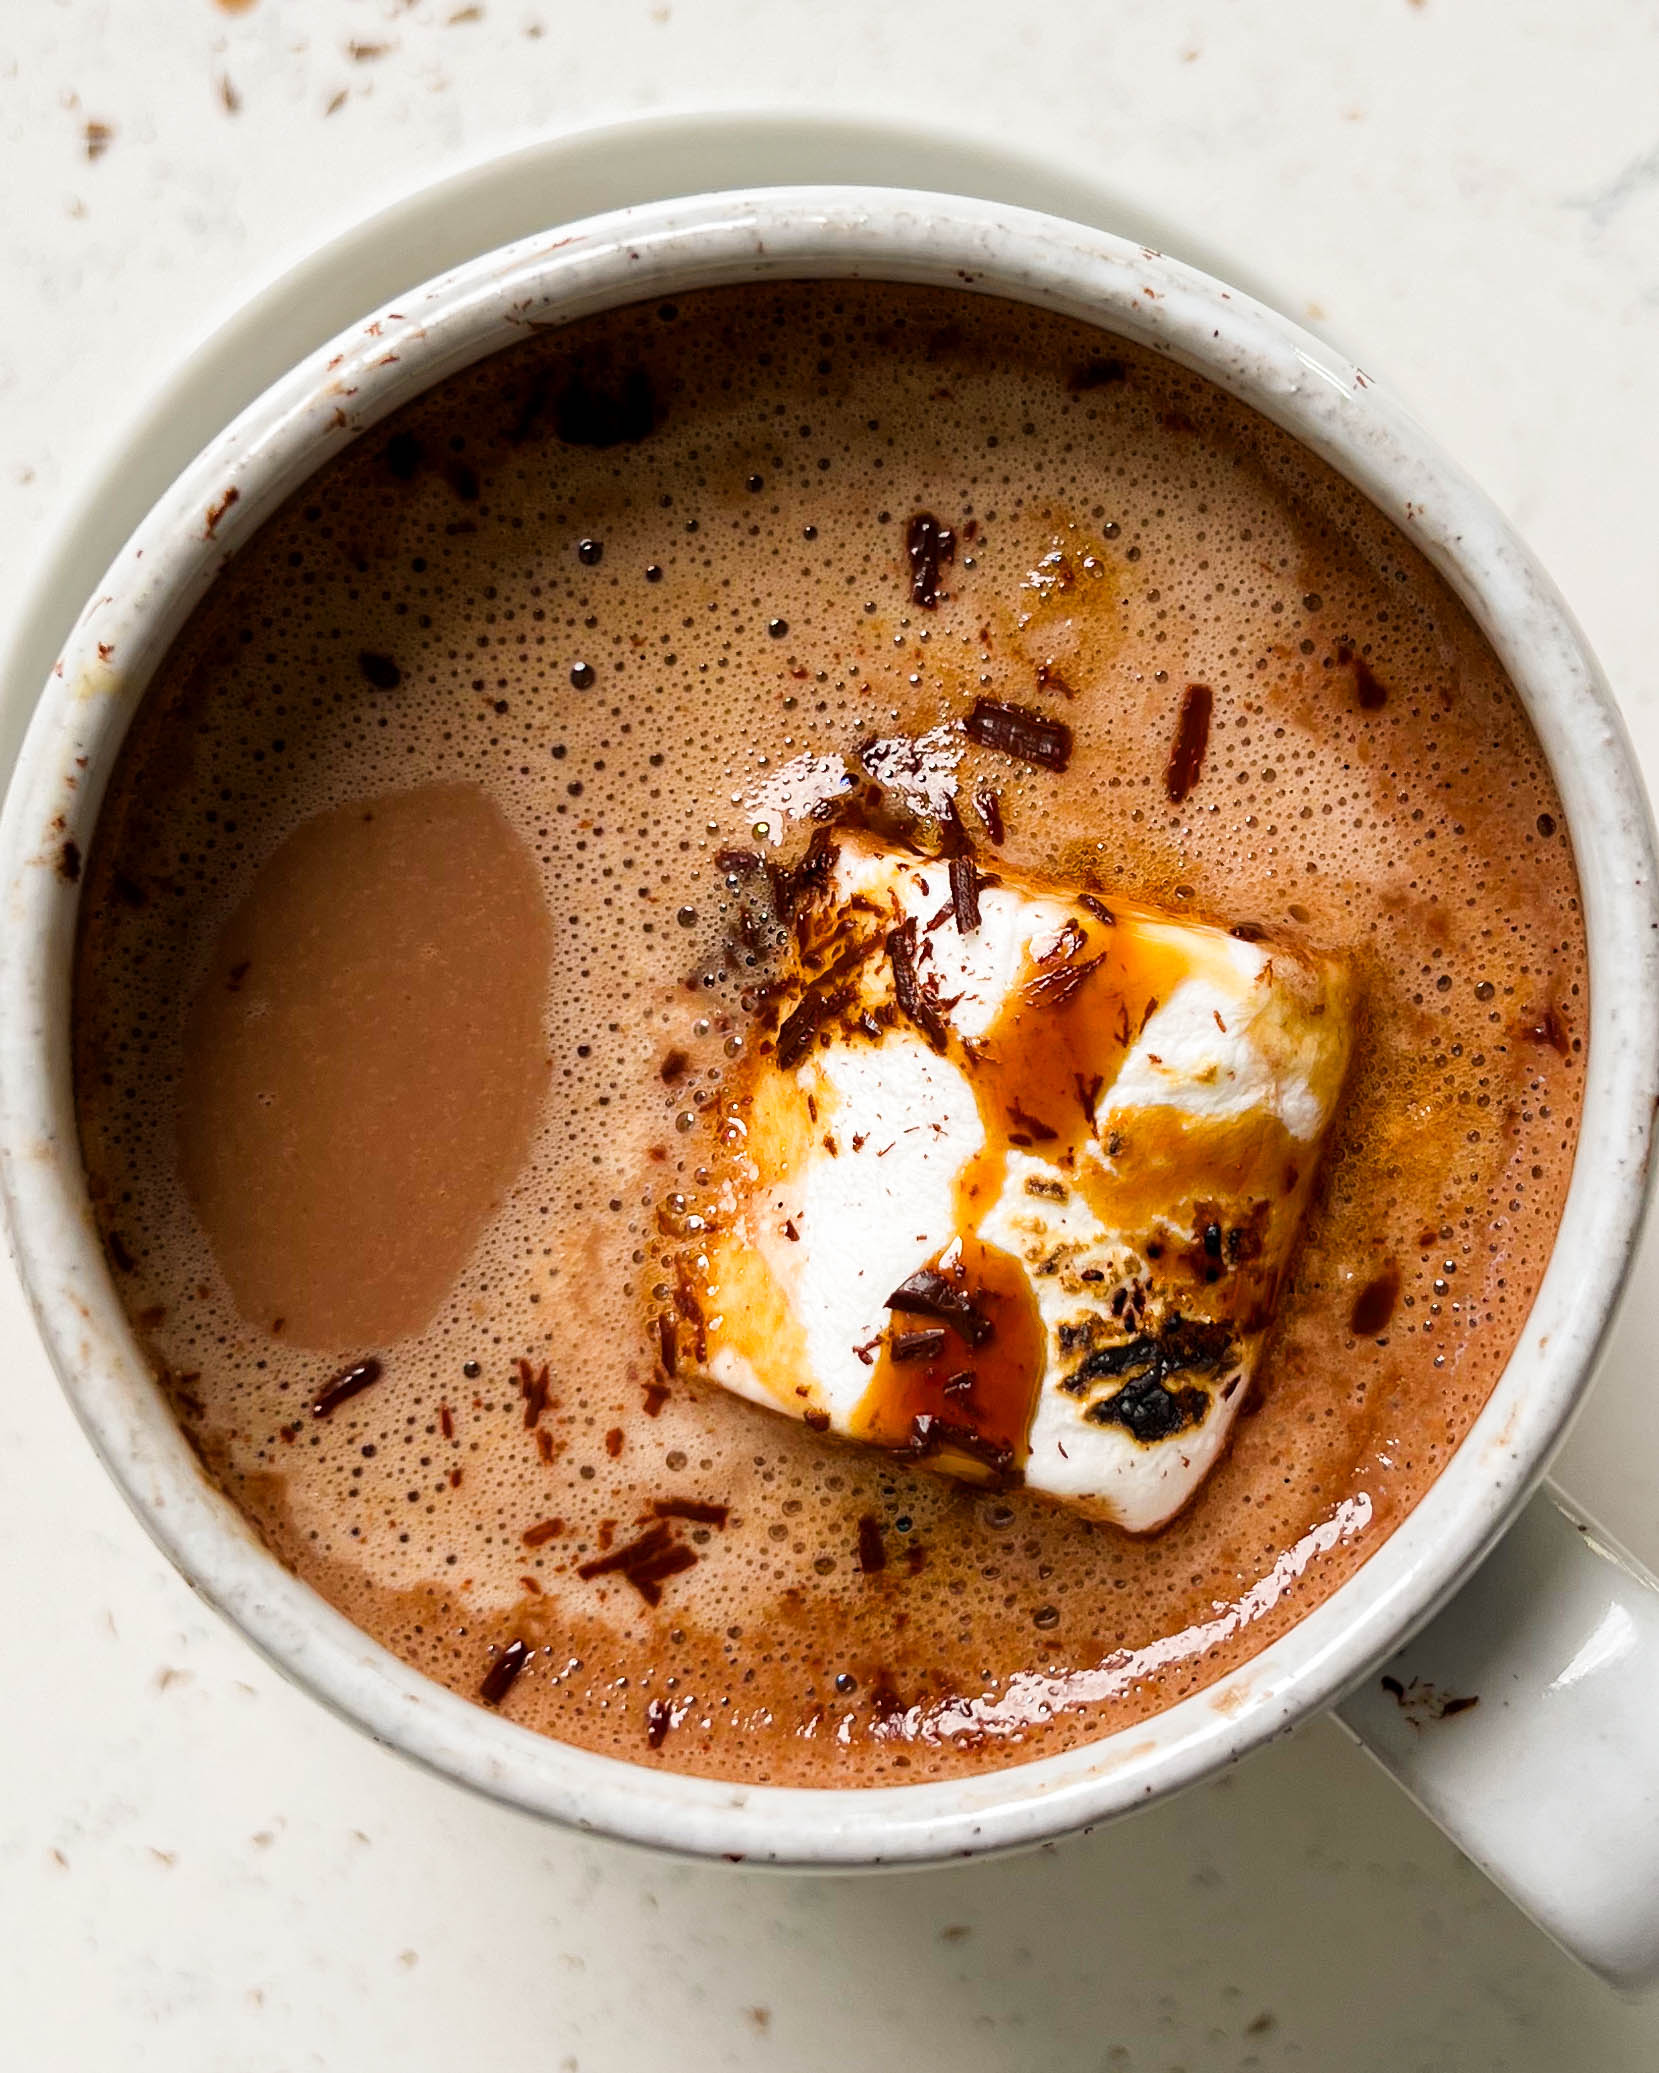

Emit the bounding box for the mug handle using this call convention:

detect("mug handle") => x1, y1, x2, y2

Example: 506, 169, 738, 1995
1335, 1482, 1659, 1988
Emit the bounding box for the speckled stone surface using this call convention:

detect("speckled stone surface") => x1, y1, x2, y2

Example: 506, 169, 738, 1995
4, 2, 1659, 2065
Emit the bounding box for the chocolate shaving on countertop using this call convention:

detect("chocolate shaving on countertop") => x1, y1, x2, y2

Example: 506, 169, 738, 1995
949, 854, 981, 935
884, 1267, 995, 1348
905, 511, 955, 608
479, 1639, 529, 1706
886, 917, 948, 1051
311, 1357, 383, 1419
964, 697, 1072, 772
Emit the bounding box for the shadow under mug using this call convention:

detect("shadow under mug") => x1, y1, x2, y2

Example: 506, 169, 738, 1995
3, 189, 1658, 1985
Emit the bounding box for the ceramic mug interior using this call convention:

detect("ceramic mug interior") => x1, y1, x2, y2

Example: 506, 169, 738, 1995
2, 189, 1654, 1864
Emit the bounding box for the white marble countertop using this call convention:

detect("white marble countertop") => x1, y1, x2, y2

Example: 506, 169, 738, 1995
5, 2, 1659, 2065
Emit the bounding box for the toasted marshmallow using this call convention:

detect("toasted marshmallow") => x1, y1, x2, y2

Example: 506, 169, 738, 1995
673, 832, 1352, 1532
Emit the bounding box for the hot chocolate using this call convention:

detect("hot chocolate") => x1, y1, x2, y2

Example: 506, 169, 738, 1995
72, 279, 1586, 1784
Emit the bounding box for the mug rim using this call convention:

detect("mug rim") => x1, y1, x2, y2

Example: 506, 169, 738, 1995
4, 185, 1655, 1864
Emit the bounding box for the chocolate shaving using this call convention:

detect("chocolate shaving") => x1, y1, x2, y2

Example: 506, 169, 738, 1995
905, 1414, 1015, 1479
625, 1545, 698, 1604
439, 1402, 455, 1440
1078, 893, 1114, 926
803, 1407, 831, 1432
311, 1357, 383, 1419
856, 1516, 887, 1572
1338, 641, 1389, 711
949, 854, 981, 935
1005, 1099, 1058, 1143
935, 794, 974, 859
973, 788, 1005, 844
891, 1327, 947, 1363
517, 1358, 551, 1428
479, 1639, 529, 1706
1164, 683, 1213, 803
646, 1697, 673, 1749
775, 944, 865, 1069
576, 1522, 698, 1605
884, 1267, 994, 1348
522, 1518, 564, 1547
771, 829, 837, 924
905, 512, 956, 609
964, 698, 1072, 772
652, 1497, 730, 1527
1350, 1266, 1400, 1336
886, 918, 948, 1051
1024, 953, 1104, 1010
656, 1312, 678, 1376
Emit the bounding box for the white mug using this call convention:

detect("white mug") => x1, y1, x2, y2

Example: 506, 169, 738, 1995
5, 190, 1658, 1985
